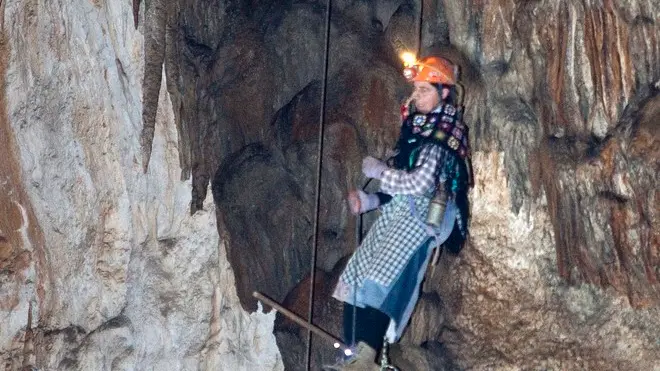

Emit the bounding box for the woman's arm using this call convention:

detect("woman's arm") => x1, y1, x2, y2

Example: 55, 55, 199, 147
379, 144, 444, 196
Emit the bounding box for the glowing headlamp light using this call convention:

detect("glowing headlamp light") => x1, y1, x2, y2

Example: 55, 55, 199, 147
403, 66, 418, 81
400, 51, 418, 81
400, 51, 417, 67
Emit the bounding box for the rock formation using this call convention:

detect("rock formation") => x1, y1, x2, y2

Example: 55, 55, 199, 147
1, 0, 658, 370
1, 1, 281, 370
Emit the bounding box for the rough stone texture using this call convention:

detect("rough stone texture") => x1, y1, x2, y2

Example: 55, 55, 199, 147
0, 1, 282, 370
159, 0, 658, 369
431, 0, 660, 368
429, 150, 660, 370
2, 0, 659, 370
174, 1, 660, 369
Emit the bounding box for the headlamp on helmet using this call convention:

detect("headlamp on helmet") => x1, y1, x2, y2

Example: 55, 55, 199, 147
403, 65, 417, 80
402, 56, 458, 86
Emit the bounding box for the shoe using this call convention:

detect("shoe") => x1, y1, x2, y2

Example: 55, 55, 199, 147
322, 342, 380, 371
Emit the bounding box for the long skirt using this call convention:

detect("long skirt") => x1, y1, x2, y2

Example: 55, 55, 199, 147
333, 194, 458, 341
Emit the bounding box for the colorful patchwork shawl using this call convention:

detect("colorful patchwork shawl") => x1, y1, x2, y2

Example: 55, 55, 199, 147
390, 103, 472, 251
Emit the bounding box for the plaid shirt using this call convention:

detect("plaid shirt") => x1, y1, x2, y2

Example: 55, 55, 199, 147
379, 144, 444, 196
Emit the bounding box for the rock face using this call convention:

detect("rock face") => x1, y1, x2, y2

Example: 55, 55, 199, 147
429, 1, 660, 368
0, 1, 281, 370
1, 0, 659, 371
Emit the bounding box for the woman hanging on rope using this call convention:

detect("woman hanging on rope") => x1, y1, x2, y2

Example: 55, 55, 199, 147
328, 55, 472, 370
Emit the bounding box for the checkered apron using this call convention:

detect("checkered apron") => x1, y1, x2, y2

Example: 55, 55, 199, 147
337, 194, 431, 289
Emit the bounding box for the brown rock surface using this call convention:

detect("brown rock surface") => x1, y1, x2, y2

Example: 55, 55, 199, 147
1, 0, 659, 370
145, 0, 660, 368
0, 26, 49, 371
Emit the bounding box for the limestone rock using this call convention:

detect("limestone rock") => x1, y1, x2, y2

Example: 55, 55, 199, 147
164, 0, 660, 369
2, 0, 659, 370
0, 1, 282, 370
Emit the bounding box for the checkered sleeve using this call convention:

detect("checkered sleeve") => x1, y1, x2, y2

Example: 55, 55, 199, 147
379, 144, 443, 195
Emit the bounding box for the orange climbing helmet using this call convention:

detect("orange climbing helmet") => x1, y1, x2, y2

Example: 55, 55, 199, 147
403, 56, 458, 85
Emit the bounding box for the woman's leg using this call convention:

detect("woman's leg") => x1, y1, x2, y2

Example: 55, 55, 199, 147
343, 303, 390, 352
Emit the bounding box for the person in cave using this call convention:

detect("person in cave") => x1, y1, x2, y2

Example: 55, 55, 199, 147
328, 56, 472, 370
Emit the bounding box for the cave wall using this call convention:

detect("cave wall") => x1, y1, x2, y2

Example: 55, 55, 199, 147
139, 0, 660, 369
1, 0, 659, 370
443, 0, 659, 306
0, 1, 282, 370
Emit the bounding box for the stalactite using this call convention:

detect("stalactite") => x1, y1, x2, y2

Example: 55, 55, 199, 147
141, 0, 167, 173
133, 0, 141, 29
20, 302, 35, 371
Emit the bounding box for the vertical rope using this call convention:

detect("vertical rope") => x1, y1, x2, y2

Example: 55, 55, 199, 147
306, 0, 333, 369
